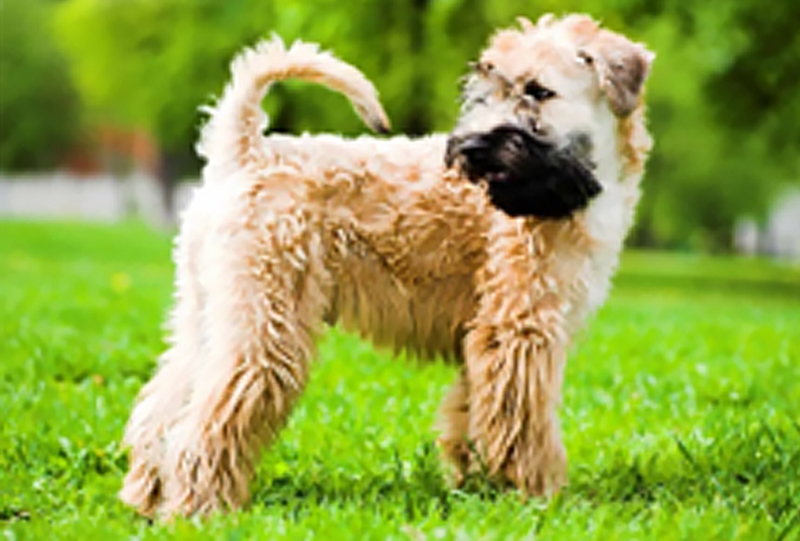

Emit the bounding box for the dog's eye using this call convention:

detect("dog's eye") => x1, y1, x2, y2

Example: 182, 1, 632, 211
577, 50, 594, 66
524, 81, 556, 101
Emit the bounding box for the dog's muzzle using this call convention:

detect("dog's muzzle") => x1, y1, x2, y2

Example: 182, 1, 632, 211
445, 126, 602, 219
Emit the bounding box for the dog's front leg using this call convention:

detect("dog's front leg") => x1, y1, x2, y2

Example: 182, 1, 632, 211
463, 214, 568, 497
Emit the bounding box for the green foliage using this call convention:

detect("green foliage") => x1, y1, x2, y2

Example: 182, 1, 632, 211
632, 2, 797, 250
7, 0, 800, 248
1, 221, 799, 539
0, 0, 81, 171
53, 0, 278, 150
706, 0, 800, 160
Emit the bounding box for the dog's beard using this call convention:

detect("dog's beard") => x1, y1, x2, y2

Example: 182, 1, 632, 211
445, 126, 602, 219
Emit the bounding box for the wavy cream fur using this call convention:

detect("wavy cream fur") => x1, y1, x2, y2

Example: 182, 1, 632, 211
121, 14, 653, 519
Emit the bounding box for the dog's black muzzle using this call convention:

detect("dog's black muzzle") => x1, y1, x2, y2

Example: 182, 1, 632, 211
445, 125, 602, 219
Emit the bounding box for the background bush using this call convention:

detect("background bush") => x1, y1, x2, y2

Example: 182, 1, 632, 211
1, 0, 798, 251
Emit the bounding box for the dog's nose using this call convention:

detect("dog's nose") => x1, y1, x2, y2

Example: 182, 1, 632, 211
445, 134, 492, 168
458, 135, 492, 157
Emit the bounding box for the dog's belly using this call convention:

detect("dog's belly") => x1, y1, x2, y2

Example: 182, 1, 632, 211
330, 253, 478, 361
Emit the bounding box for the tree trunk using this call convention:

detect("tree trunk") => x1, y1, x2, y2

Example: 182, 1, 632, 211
157, 145, 198, 227
404, 0, 432, 136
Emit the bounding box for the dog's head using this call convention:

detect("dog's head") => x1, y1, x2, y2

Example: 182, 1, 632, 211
445, 14, 654, 219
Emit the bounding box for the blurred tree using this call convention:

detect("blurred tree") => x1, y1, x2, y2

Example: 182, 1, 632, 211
53, 0, 449, 210
631, 2, 797, 250
706, 0, 800, 176
50, 0, 798, 249
0, 0, 81, 171
54, 0, 275, 210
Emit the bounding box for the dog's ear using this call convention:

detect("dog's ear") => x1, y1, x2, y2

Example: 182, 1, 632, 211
517, 16, 536, 32
582, 31, 654, 117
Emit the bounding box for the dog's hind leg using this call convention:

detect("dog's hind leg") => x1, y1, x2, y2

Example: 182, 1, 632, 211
120, 214, 208, 517
154, 184, 329, 518
462, 214, 569, 496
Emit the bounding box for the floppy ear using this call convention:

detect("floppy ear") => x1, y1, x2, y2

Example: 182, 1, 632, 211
583, 32, 654, 117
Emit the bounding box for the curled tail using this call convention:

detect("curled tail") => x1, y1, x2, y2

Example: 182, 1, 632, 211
197, 35, 390, 173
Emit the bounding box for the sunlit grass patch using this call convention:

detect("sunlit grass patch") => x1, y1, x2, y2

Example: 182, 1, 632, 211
1, 220, 798, 540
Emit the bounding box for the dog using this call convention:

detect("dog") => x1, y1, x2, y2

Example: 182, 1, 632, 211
120, 13, 654, 518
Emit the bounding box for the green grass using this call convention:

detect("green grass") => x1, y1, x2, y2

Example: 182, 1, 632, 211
1, 220, 799, 540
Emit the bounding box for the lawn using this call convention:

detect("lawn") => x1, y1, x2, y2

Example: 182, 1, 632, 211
1, 220, 799, 540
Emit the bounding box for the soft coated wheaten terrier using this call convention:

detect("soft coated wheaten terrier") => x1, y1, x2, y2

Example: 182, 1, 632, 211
121, 13, 654, 518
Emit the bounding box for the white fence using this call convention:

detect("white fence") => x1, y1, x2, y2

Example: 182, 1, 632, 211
0, 172, 197, 228
1, 172, 799, 259
734, 189, 800, 260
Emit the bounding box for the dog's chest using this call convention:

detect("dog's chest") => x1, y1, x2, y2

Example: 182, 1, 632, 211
564, 181, 638, 329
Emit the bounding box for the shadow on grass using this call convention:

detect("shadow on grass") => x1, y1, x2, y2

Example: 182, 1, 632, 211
250, 440, 538, 523
249, 420, 799, 534
252, 442, 458, 521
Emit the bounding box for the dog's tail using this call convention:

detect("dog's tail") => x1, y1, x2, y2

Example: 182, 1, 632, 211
197, 35, 390, 173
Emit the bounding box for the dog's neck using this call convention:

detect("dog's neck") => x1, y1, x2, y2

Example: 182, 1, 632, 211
577, 106, 652, 246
